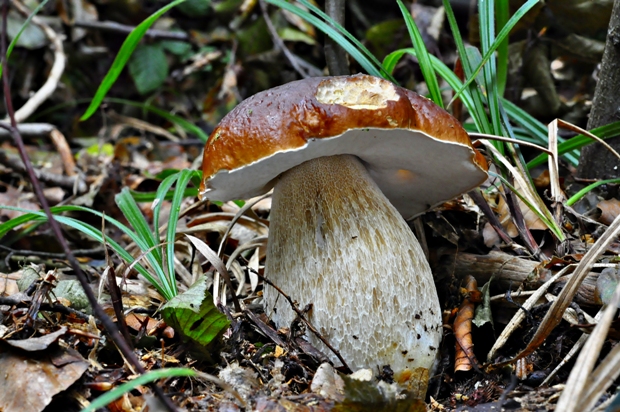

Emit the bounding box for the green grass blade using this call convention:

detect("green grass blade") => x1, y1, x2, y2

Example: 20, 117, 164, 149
0, 0, 52, 78
527, 121, 620, 168
501, 98, 579, 166
478, 0, 504, 146
80, 0, 187, 121
115, 189, 173, 297
495, 0, 509, 96
131, 187, 198, 203
164, 170, 195, 296
442, 0, 493, 134
152, 172, 181, 243
265, 0, 394, 81
81, 368, 196, 412
295, 0, 391, 77
395, 0, 443, 107
384, 49, 474, 115
454, 0, 541, 102
566, 178, 620, 206
0, 206, 166, 295
116, 188, 162, 265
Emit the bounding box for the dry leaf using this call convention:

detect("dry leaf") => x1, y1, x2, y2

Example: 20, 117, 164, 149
454, 276, 480, 373
0, 346, 88, 412
598, 198, 620, 225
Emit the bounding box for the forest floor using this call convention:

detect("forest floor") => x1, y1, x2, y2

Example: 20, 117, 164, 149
1, 0, 620, 411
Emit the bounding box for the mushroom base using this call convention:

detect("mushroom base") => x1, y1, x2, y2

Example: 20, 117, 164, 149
264, 154, 442, 393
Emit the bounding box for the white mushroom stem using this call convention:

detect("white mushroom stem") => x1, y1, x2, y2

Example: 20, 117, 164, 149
264, 154, 442, 391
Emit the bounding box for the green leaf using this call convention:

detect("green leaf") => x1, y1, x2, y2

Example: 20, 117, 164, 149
277, 27, 316, 45
477, 0, 503, 139
6, 12, 47, 49
473, 277, 494, 328
565, 178, 620, 207
80, 0, 187, 120
115, 188, 175, 296
178, 0, 212, 16
442, 0, 493, 134
396, 0, 443, 107
453, 0, 541, 105
164, 169, 195, 296
161, 277, 230, 347
495, 0, 509, 96
128, 44, 169, 94
161, 38, 192, 56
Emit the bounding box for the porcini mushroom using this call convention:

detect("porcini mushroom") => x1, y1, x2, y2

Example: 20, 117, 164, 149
200, 74, 488, 391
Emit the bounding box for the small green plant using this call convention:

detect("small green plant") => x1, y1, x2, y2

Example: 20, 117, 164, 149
0, 168, 230, 347
0, 170, 199, 300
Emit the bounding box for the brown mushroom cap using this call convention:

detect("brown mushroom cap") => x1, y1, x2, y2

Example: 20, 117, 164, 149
200, 74, 488, 219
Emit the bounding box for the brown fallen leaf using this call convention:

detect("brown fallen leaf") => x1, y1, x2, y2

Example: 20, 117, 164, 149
454, 276, 481, 373
0, 182, 40, 220
0, 345, 88, 412
4, 326, 68, 351
598, 198, 620, 225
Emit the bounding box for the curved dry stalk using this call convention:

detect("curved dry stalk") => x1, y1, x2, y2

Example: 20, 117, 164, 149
541, 309, 603, 387
489, 214, 620, 373
486, 265, 572, 362
469, 132, 553, 155
7, 0, 66, 123
558, 282, 620, 411
258, 0, 311, 78
557, 118, 620, 162
216, 193, 271, 257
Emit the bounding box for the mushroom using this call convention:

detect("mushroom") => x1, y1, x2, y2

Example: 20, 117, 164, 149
200, 74, 488, 392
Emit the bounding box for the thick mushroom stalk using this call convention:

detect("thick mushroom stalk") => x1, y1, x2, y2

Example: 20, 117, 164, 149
264, 154, 442, 391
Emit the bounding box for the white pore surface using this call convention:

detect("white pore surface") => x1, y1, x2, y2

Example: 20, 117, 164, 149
202, 128, 486, 220
264, 155, 442, 377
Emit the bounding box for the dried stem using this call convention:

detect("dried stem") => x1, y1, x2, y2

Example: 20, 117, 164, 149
0, 2, 177, 410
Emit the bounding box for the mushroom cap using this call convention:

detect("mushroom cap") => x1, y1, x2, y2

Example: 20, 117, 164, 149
200, 74, 488, 219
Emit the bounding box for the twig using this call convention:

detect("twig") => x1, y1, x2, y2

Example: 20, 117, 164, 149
253, 269, 351, 373
468, 188, 514, 245
0, 295, 94, 322
0, 122, 56, 136
49, 128, 76, 176
73, 20, 190, 42
0, 149, 87, 193
0, 4, 177, 411
0, 244, 104, 258
258, 0, 311, 78
6, 0, 66, 123
324, 0, 349, 75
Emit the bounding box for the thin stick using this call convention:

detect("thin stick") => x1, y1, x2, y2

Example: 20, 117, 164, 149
255, 270, 351, 372
7, 0, 65, 123
258, 0, 310, 78
0, 3, 177, 410
324, 0, 349, 75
